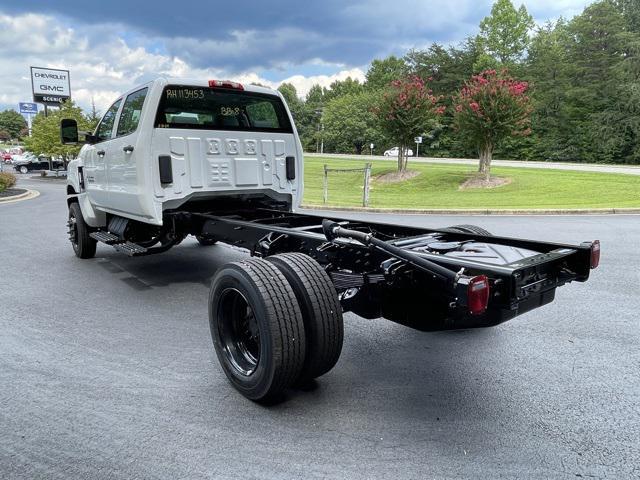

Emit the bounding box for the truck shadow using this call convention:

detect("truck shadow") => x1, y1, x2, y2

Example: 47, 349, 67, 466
96, 238, 522, 432
95, 241, 246, 289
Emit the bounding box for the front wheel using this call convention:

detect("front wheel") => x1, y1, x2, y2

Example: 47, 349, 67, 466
209, 258, 306, 402
19, 166, 28, 174
68, 202, 97, 259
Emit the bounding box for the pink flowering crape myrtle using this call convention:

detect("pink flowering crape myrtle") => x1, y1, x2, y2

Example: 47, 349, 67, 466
452, 69, 532, 179
374, 76, 444, 172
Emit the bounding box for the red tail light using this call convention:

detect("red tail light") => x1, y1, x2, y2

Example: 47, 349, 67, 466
208, 80, 244, 90
468, 275, 490, 315
590, 240, 600, 269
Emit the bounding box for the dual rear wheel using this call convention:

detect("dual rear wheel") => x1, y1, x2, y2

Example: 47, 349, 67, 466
209, 253, 344, 402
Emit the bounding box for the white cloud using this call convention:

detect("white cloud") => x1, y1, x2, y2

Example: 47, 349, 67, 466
0, 11, 364, 113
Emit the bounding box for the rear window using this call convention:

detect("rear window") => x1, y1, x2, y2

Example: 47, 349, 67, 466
154, 85, 293, 133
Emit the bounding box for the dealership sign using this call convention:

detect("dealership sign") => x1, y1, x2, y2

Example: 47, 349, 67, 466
19, 102, 38, 114
30, 66, 71, 105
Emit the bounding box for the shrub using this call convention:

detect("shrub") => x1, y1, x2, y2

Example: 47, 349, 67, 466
0, 171, 17, 191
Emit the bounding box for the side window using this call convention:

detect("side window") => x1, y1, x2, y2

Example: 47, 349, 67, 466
116, 88, 148, 137
96, 99, 122, 142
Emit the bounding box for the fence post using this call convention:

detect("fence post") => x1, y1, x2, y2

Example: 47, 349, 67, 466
363, 163, 371, 207
323, 164, 328, 204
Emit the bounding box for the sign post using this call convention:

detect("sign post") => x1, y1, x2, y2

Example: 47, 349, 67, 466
19, 102, 38, 136
370, 143, 374, 156
30, 66, 71, 115
414, 136, 423, 157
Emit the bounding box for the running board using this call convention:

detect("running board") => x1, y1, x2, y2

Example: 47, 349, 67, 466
90, 231, 120, 245
113, 241, 148, 256
90, 229, 176, 257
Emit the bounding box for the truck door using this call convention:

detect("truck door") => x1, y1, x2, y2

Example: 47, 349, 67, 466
107, 87, 148, 216
85, 98, 121, 207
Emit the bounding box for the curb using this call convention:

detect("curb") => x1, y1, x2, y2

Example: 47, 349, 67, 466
0, 189, 40, 204
300, 204, 640, 215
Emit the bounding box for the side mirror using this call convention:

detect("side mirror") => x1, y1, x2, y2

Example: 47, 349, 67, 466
60, 118, 79, 144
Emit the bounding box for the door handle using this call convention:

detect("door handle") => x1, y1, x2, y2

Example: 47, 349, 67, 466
97, 150, 105, 157
123, 145, 134, 154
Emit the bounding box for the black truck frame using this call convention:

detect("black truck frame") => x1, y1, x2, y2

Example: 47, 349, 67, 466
70, 196, 600, 402
170, 204, 597, 330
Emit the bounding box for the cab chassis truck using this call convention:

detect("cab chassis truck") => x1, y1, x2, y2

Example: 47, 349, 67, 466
61, 78, 600, 402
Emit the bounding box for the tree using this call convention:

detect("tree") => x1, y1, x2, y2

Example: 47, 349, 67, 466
278, 83, 300, 108
477, 0, 534, 66
374, 76, 444, 171
0, 130, 10, 141
406, 40, 481, 96
323, 77, 364, 102
86, 97, 101, 131
323, 91, 385, 154
0, 109, 27, 140
616, 0, 640, 31
365, 56, 408, 90
526, 20, 574, 160
278, 83, 304, 125
23, 100, 92, 161
452, 69, 532, 178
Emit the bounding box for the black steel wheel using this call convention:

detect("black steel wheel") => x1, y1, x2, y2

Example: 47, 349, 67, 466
68, 202, 96, 259
267, 253, 344, 383
444, 224, 492, 236
209, 258, 306, 402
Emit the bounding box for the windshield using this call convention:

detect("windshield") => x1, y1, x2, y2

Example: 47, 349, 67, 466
154, 85, 293, 133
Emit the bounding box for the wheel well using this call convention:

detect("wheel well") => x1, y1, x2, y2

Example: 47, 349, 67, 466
67, 185, 78, 207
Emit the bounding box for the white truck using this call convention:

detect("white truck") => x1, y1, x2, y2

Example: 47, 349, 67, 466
62, 77, 600, 403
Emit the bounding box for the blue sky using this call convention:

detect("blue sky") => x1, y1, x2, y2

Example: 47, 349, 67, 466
0, 0, 592, 112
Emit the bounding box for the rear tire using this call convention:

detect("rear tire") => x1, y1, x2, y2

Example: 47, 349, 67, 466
20, 166, 28, 174
68, 202, 96, 259
444, 224, 492, 236
267, 253, 344, 383
209, 258, 306, 402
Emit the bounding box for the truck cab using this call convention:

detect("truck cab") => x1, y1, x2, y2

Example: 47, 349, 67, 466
65, 77, 303, 228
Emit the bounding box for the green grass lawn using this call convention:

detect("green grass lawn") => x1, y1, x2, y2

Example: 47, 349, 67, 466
303, 157, 640, 209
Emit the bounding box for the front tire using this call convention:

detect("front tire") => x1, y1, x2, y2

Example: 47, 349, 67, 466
19, 166, 28, 174
209, 258, 306, 402
68, 202, 97, 259
267, 253, 344, 383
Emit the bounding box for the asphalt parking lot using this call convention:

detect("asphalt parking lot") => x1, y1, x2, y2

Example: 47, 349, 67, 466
1, 178, 638, 479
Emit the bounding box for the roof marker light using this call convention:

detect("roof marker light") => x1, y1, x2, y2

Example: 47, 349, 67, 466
208, 80, 244, 90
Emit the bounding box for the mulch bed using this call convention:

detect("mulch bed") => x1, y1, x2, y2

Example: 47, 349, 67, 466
459, 175, 512, 190
374, 170, 421, 183
0, 188, 27, 198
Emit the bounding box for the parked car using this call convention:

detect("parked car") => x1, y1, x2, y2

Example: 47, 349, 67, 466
1, 151, 12, 163
13, 154, 64, 173
383, 146, 414, 157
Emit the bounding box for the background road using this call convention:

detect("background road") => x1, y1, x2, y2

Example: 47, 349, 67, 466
307, 152, 640, 176
1, 178, 639, 479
